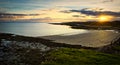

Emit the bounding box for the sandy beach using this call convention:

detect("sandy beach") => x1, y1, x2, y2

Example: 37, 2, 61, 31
41, 30, 120, 47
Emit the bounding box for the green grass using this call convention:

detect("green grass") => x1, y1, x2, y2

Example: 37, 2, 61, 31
41, 48, 120, 65
113, 46, 120, 51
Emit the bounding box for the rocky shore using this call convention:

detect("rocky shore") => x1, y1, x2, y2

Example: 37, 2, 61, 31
98, 34, 120, 54
0, 32, 120, 65
0, 33, 96, 65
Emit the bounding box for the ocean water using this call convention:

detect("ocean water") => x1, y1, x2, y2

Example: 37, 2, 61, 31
0, 22, 88, 37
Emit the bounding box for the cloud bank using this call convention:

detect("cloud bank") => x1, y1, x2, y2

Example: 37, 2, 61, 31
0, 7, 120, 22
62, 8, 120, 17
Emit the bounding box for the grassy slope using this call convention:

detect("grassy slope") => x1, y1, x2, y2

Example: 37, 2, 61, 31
41, 48, 120, 65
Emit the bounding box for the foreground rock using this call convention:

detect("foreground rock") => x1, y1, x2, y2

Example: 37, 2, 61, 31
98, 35, 120, 54
0, 33, 90, 65
0, 33, 52, 65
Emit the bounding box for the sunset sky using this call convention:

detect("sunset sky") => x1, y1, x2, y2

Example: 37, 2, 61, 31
0, 0, 120, 22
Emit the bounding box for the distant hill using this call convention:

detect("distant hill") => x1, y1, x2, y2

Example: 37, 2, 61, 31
51, 21, 120, 30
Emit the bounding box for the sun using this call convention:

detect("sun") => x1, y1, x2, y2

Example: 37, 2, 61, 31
97, 15, 114, 22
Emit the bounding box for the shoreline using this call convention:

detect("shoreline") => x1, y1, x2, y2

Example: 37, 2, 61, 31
41, 30, 120, 47
1, 30, 119, 48
0, 32, 120, 65
0, 33, 97, 49
1, 32, 119, 50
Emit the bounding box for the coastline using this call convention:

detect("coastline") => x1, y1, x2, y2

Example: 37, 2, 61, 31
0, 32, 120, 65
0, 21, 120, 65
41, 30, 120, 47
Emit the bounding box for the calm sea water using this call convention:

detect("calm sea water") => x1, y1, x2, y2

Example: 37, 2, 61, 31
0, 22, 88, 37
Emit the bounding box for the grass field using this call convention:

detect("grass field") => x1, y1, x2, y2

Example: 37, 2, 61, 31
41, 48, 120, 65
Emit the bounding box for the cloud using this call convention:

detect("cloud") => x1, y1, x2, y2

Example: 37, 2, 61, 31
102, 0, 114, 3
0, 8, 70, 21
0, 8, 72, 22
72, 15, 80, 17
62, 8, 120, 17
93, 0, 115, 4
0, 13, 39, 17
0, 7, 119, 22
0, 7, 8, 13
0, 13, 40, 21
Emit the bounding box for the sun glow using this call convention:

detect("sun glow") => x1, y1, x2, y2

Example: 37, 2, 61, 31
97, 15, 114, 22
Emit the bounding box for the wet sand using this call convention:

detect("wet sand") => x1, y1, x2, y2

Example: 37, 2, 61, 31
41, 30, 120, 47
